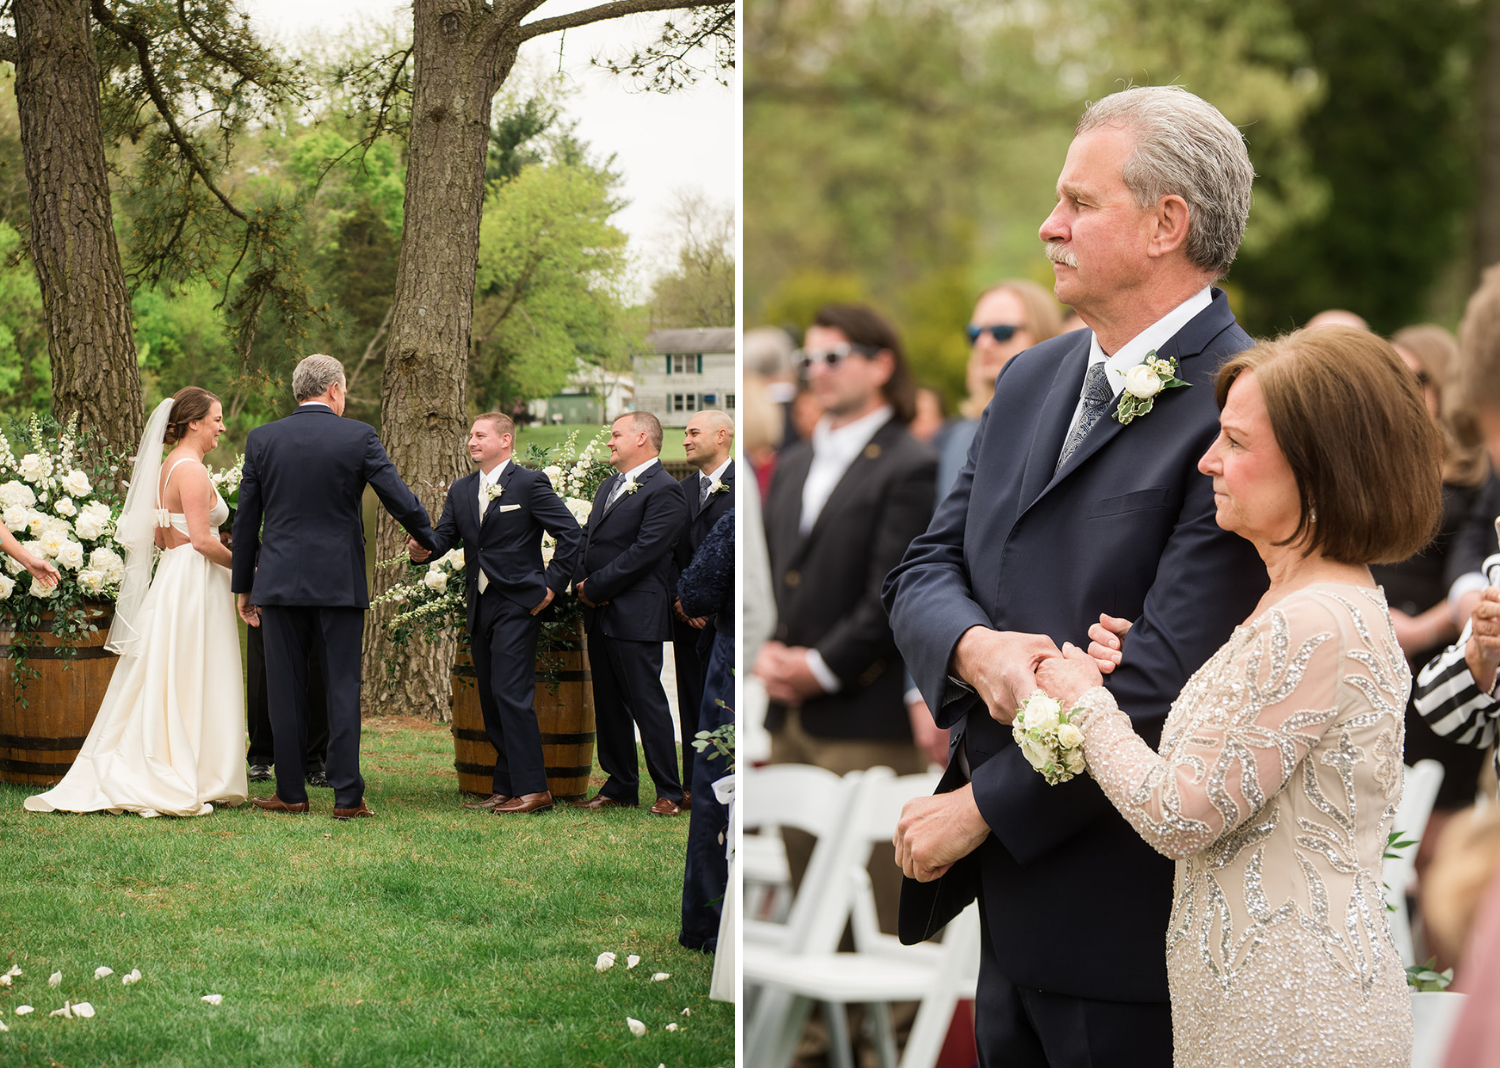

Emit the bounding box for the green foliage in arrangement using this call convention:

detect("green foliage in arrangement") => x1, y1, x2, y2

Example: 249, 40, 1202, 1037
0, 725, 732, 1067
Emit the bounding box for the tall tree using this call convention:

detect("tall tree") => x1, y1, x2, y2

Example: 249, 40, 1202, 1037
5, 0, 142, 452
649, 189, 734, 329
352, 0, 732, 718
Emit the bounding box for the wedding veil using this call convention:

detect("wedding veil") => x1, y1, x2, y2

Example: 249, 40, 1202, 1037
105, 397, 174, 656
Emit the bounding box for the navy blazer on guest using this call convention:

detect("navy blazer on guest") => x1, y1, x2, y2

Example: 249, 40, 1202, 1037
672, 460, 736, 594
576, 460, 689, 643
882, 290, 1268, 1003
426, 463, 585, 634
231, 405, 436, 608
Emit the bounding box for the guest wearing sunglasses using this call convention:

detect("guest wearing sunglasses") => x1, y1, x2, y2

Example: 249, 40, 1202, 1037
936, 280, 1066, 496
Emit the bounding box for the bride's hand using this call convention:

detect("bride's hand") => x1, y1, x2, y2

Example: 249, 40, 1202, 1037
22, 553, 60, 588
1035, 643, 1103, 705
1087, 613, 1133, 674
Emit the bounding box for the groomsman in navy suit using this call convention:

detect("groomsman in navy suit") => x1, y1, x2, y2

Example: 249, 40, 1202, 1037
670, 409, 735, 804
409, 413, 584, 814
233, 354, 436, 819
574, 411, 689, 814
883, 87, 1268, 1067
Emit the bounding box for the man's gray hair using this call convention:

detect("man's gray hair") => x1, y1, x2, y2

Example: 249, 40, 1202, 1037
1077, 86, 1254, 280
292, 354, 346, 402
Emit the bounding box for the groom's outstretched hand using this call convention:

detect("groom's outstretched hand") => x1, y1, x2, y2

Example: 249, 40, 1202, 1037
237, 593, 260, 628
406, 536, 431, 562
894, 783, 991, 882
953, 627, 1060, 725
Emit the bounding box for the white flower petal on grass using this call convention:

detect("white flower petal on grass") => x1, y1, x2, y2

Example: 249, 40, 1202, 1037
93, 967, 113, 980
666, 1023, 680, 1032
14, 1006, 32, 1016
121, 969, 141, 985
626, 1017, 646, 1036
201, 994, 222, 1006
0, 975, 10, 986
626, 955, 641, 969
651, 972, 670, 982
681, 1007, 692, 1015
0, 1019, 7, 1031
47, 972, 61, 988
4, 967, 20, 978
49, 1002, 71, 1018
594, 951, 616, 972
71, 1002, 94, 1018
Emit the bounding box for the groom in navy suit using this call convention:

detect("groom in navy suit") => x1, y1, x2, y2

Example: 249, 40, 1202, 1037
884, 87, 1268, 1066
409, 412, 584, 814
233, 354, 436, 819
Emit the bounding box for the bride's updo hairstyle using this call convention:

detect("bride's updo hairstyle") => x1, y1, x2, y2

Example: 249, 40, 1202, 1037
1213, 326, 1443, 565
163, 386, 220, 446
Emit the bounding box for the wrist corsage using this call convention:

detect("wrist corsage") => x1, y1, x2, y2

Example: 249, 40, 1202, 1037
1012, 691, 1089, 785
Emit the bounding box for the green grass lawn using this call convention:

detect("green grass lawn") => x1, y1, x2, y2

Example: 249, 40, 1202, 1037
515, 424, 689, 463
0, 723, 732, 1067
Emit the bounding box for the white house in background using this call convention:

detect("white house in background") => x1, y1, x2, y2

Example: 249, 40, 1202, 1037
527, 358, 634, 425
632, 328, 737, 427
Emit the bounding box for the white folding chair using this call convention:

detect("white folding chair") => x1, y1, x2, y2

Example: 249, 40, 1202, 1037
1384, 759, 1445, 966
745, 768, 948, 1068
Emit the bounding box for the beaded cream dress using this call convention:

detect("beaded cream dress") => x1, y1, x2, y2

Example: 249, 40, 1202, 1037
1074, 584, 1413, 1067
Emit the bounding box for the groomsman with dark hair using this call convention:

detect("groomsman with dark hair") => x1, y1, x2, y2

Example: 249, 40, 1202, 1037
575, 411, 690, 815
670, 409, 736, 806
409, 412, 584, 814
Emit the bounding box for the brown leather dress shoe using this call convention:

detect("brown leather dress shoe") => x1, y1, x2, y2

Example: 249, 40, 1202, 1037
681, 789, 693, 810
648, 797, 682, 816
251, 795, 310, 813
495, 791, 554, 814
332, 802, 376, 820
576, 793, 636, 810
463, 793, 512, 811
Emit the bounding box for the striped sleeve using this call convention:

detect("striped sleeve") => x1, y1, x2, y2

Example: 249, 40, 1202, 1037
1413, 622, 1500, 751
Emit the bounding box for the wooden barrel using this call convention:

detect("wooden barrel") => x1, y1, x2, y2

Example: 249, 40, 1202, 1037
450, 624, 597, 800
0, 607, 119, 786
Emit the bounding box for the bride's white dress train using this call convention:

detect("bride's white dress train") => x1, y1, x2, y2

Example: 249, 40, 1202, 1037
24, 479, 247, 817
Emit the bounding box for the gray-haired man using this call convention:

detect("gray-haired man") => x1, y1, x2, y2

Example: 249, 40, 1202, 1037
232, 354, 437, 819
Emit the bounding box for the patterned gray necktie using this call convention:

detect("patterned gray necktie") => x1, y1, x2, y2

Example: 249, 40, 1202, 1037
699, 475, 712, 507
1055, 361, 1115, 474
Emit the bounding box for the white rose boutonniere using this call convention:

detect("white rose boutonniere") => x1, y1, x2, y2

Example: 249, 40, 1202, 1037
1012, 690, 1090, 785
1115, 351, 1189, 425
485, 481, 504, 502
708, 477, 730, 496
621, 475, 641, 496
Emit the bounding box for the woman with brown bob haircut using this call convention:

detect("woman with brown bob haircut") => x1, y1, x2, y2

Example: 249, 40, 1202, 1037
1026, 327, 1441, 1065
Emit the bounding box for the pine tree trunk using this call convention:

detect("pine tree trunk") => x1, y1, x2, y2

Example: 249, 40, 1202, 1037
360, 3, 520, 719
13, 0, 144, 455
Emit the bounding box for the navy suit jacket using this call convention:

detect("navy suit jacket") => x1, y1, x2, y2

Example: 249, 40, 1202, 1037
231, 405, 436, 608
882, 290, 1268, 1002
427, 463, 585, 633
672, 460, 736, 593
576, 460, 689, 642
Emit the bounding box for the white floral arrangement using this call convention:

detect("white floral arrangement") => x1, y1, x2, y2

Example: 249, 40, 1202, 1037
1114, 350, 1189, 425
371, 546, 467, 634
0, 415, 126, 606
206, 454, 244, 515
1012, 690, 1088, 785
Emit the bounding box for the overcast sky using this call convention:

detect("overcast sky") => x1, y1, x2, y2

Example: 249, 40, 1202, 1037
240, 0, 737, 291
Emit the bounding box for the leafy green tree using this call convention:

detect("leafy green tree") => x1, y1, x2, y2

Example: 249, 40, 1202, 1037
0, 218, 49, 417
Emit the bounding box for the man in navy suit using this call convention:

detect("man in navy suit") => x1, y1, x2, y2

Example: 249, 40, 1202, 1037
407, 412, 584, 814
670, 409, 735, 803
574, 411, 690, 815
233, 354, 436, 820
883, 87, 1268, 1066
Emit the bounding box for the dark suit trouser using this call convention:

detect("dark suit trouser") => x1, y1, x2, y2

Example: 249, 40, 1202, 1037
471, 589, 547, 797
670, 615, 707, 786
260, 605, 366, 810
975, 896, 1172, 1068
680, 629, 733, 951
246, 622, 329, 768
589, 632, 682, 805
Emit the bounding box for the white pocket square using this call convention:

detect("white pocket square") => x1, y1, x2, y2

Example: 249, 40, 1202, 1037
498, 504, 521, 512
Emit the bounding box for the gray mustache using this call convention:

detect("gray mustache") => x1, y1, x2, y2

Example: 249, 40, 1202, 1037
1045, 243, 1079, 269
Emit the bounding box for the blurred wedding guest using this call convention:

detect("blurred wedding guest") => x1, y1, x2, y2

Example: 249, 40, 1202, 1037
909, 387, 947, 445
1422, 808, 1500, 1067
937, 279, 1064, 495
789, 381, 824, 443
740, 375, 781, 763
677, 508, 735, 953
755, 302, 936, 930
1373, 324, 1491, 881
744, 325, 799, 447
1306, 307, 1371, 331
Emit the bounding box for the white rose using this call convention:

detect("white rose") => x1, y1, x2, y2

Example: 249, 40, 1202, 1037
27, 511, 50, 538
89, 547, 124, 583
440, 548, 465, 571
1019, 736, 1050, 771
55, 540, 85, 570
54, 497, 77, 517
543, 465, 562, 486
30, 575, 58, 598
1065, 749, 1087, 775
1056, 722, 1085, 749
565, 497, 592, 526
61, 470, 90, 497
74, 514, 103, 541
3, 551, 24, 576
421, 570, 448, 595
1021, 694, 1061, 733
2, 504, 29, 530
17, 454, 45, 483
0, 480, 35, 509
1122, 363, 1163, 400
76, 569, 106, 595
0, 573, 13, 600
39, 528, 68, 559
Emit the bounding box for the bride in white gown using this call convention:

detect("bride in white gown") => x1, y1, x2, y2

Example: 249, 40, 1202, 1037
25, 387, 248, 816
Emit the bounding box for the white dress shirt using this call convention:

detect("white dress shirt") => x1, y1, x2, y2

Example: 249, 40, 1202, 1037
475, 459, 510, 592
1066, 287, 1213, 432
